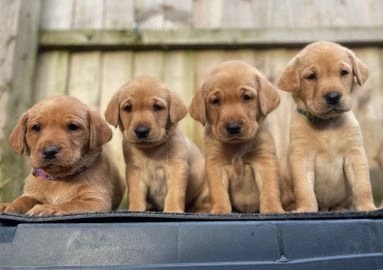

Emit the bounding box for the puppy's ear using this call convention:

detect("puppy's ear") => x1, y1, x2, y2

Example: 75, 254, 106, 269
88, 110, 113, 150
257, 73, 280, 116
277, 57, 300, 92
348, 50, 369, 85
8, 112, 29, 154
104, 92, 120, 128
169, 91, 188, 124
189, 90, 206, 125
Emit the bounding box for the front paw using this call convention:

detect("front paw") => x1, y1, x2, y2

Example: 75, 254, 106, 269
26, 204, 65, 216
355, 202, 376, 212
210, 205, 232, 214
0, 203, 23, 214
294, 206, 318, 213
261, 206, 285, 214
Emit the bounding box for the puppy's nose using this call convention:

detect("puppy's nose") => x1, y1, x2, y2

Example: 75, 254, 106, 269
42, 145, 60, 159
226, 122, 242, 135
325, 91, 341, 105
135, 125, 151, 139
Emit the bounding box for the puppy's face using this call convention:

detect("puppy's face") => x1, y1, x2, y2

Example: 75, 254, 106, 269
278, 42, 369, 118
190, 61, 280, 143
105, 76, 187, 148
9, 96, 112, 175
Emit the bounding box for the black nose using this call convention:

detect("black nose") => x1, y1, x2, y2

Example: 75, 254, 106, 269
226, 122, 241, 135
42, 145, 60, 159
135, 125, 151, 139
325, 91, 341, 105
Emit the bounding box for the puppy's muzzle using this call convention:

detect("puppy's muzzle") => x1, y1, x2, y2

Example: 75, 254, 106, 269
42, 145, 61, 160
134, 125, 151, 139
225, 122, 242, 135
324, 91, 342, 106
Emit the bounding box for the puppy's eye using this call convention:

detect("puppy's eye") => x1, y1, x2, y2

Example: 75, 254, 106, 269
153, 104, 163, 111
340, 69, 349, 76
124, 104, 132, 112
306, 73, 317, 80
210, 98, 220, 106
68, 123, 79, 131
31, 124, 40, 132
242, 94, 253, 102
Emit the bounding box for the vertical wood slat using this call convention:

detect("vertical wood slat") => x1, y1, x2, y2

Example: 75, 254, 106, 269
162, 51, 195, 139
68, 52, 101, 109
103, 0, 134, 29
0, 0, 21, 196
1, 0, 41, 202
33, 51, 69, 102
40, 0, 73, 30
100, 51, 134, 177
72, 0, 104, 29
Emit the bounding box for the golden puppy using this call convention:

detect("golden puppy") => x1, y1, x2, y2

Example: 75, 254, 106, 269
104, 76, 210, 213
278, 41, 375, 212
375, 141, 383, 208
0, 96, 125, 215
189, 60, 284, 214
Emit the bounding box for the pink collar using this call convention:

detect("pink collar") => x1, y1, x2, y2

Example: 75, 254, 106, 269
32, 166, 87, 181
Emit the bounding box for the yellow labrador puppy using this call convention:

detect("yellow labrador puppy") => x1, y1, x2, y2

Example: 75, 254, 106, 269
278, 41, 376, 212
190, 60, 284, 214
105, 76, 210, 213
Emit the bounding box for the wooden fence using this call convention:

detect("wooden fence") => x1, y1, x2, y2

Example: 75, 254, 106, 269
1, 0, 383, 203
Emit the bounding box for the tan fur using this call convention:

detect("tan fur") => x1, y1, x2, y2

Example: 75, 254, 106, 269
375, 142, 383, 208
189, 60, 284, 214
278, 41, 375, 212
105, 76, 210, 213
0, 96, 125, 215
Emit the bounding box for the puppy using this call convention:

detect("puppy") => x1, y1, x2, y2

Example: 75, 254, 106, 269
0, 96, 125, 215
104, 76, 210, 213
375, 141, 383, 208
278, 41, 376, 212
189, 60, 284, 214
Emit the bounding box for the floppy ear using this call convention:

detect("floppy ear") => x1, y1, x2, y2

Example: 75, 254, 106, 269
8, 112, 29, 155
277, 57, 300, 92
189, 90, 206, 125
88, 110, 113, 150
348, 50, 369, 85
257, 73, 280, 116
169, 91, 188, 124
104, 92, 120, 128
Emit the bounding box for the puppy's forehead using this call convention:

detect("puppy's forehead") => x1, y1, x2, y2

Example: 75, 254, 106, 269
29, 96, 88, 121
300, 42, 351, 68
119, 78, 169, 101
205, 64, 258, 92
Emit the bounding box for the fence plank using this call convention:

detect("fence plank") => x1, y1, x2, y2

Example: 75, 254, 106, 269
72, 0, 104, 29
104, 0, 134, 29
162, 51, 195, 139
68, 52, 101, 109
33, 51, 69, 101
100, 51, 134, 177
1, 0, 41, 202
40, 0, 73, 30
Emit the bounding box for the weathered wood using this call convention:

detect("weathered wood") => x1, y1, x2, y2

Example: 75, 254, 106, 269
68, 52, 101, 109
40, 0, 73, 30
100, 51, 134, 177
1, 0, 41, 202
33, 51, 69, 101
72, 0, 104, 29
39, 28, 383, 50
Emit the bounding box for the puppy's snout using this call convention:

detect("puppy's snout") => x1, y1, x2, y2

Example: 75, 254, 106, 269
325, 91, 342, 106
226, 122, 242, 135
42, 145, 61, 160
135, 125, 151, 139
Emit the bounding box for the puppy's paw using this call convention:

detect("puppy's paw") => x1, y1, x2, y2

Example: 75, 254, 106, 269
261, 206, 285, 214
210, 206, 232, 214
355, 202, 376, 212
0, 203, 20, 214
26, 204, 65, 216
294, 206, 318, 213
163, 206, 184, 213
